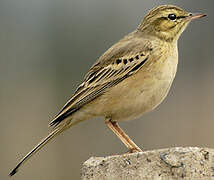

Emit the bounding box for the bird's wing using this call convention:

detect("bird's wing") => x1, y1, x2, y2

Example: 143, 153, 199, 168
50, 34, 152, 127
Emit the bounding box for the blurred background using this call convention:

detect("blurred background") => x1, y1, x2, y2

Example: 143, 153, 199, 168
1, 0, 213, 179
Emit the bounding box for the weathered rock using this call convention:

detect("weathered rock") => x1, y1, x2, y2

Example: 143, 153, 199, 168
81, 147, 214, 180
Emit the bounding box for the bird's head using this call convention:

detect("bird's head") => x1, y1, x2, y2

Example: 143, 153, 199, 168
138, 5, 206, 42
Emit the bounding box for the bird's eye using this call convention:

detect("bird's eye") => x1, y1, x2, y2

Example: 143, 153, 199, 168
168, 14, 177, 21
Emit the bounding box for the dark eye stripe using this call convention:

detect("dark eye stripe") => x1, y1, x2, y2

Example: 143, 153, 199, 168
177, 16, 187, 19
162, 16, 187, 20
161, 17, 168, 20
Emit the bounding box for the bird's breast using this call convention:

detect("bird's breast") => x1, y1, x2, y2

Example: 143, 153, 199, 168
100, 48, 178, 121
79, 46, 179, 122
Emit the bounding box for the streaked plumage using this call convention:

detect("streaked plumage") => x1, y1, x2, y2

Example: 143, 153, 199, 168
9, 5, 206, 176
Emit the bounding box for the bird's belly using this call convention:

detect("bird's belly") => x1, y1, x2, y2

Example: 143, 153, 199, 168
107, 79, 173, 121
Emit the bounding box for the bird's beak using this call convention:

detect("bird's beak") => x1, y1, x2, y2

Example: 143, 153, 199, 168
186, 13, 207, 21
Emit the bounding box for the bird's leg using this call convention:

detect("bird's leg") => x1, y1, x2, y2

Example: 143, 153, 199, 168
105, 119, 142, 152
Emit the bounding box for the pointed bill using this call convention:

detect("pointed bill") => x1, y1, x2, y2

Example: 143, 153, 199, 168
186, 13, 207, 21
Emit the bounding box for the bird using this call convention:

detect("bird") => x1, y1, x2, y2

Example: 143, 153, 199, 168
9, 4, 206, 176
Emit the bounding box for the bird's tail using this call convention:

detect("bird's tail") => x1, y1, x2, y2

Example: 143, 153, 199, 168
9, 119, 81, 177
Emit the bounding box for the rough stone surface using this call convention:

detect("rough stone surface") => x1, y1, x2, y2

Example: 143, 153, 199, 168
81, 147, 214, 180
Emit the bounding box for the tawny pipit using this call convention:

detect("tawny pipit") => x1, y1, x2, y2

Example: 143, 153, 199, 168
10, 5, 206, 176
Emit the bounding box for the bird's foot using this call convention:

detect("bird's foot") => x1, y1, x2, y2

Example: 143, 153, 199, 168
129, 147, 143, 153
123, 147, 143, 155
